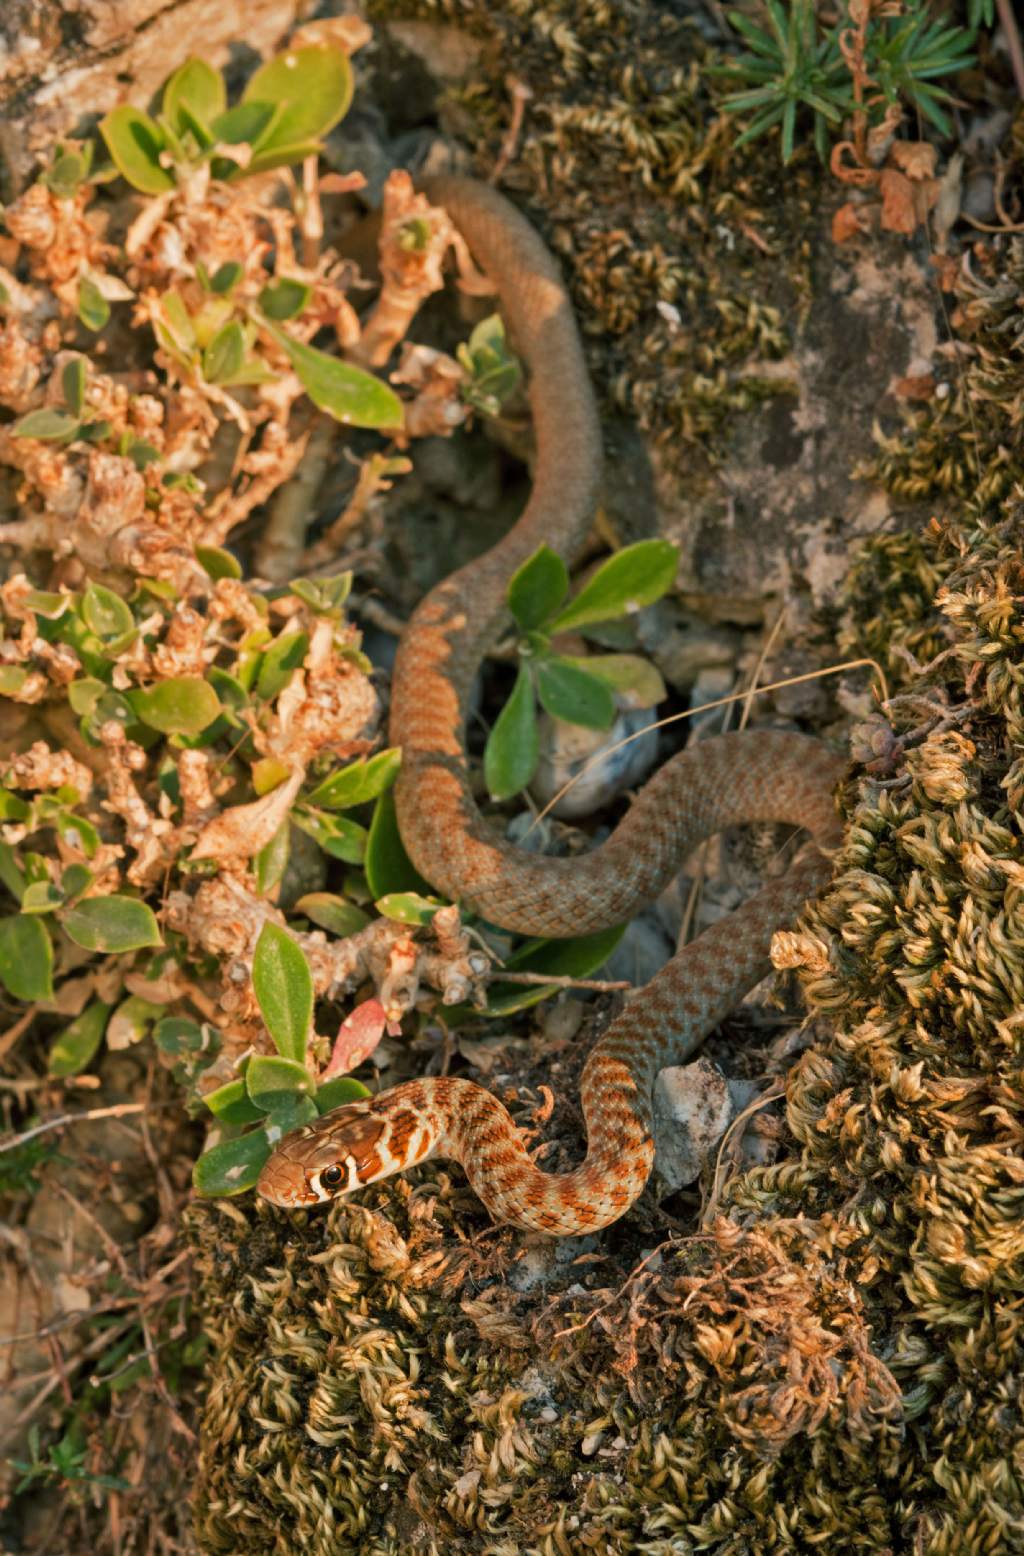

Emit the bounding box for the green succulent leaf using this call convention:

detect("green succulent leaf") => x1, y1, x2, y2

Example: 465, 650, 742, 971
44, 148, 89, 199
210, 101, 278, 147
484, 663, 540, 800
291, 809, 367, 865
254, 822, 291, 897
559, 653, 666, 707
48, 1000, 113, 1076
78, 276, 111, 332
375, 892, 445, 925
256, 631, 309, 701
536, 658, 616, 730
208, 260, 244, 294
106, 994, 165, 1050
162, 57, 226, 138
61, 895, 161, 954
263, 1094, 320, 1133
288, 573, 353, 615
60, 863, 93, 902
547, 540, 679, 633
315, 1075, 372, 1113
364, 790, 432, 898
99, 107, 175, 193
507, 544, 569, 632
153, 1016, 208, 1055
195, 544, 242, 581
0, 914, 53, 1000
201, 1079, 266, 1126
457, 312, 522, 416
245, 1053, 316, 1110
11, 409, 82, 443
193, 1130, 272, 1197
202, 320, 246, 384
62, 358, 87, 416
20, 880, 64, 914
82, 584, 134, 639
306, 749, 402, 811
258, 277, 313, 321
0, 667, 30, 697
122, 436, 162, 471
294, 893, 370, 937
155, 291, 198, 360
243, 46, 354, 148
263, 323, 403, 430
0, 792, 30, 824
0, 841, 26, 901
252, 921, 313, 1063
131, 677, 221, 735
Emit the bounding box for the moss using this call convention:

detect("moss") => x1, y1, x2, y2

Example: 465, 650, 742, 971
190, 1188, 909, 1555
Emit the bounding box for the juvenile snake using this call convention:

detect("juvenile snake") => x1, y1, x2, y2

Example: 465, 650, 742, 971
257, 177, 844, 1234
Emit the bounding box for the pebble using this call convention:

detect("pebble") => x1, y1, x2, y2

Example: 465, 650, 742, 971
651, 1056, 735, 1192
531, 705, 660, 819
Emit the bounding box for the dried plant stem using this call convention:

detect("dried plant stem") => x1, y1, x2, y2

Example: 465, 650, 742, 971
527, 656, 888, 838
491, 76, 534, 184
0, 1101, 147, 1154
490, 970, 632, 993
997, 0, 1024, 100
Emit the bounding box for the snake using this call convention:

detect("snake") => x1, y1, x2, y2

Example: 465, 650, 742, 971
256, 177, 845, 1235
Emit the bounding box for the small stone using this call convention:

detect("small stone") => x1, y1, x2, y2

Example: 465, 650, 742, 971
601, 912, 674, 988
652, 1057, 735, 1193
538, 996, 585, 1045
686, 666, 737, 735
531, 705, 660, 819
637, 604, 740, 692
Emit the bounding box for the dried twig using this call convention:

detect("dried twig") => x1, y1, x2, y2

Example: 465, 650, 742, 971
526, 656, 888, 839
491, 970, 632, 993
997, 0, 1024, 100
0, 1101, 148, 1154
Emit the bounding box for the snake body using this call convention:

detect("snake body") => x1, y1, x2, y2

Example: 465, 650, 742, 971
257, 178, 844, 1234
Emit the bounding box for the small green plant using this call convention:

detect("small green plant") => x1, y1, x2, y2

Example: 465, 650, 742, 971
99, 51, 353, 192
484, 539, 679, 802
9, 1423, 130, 1496
191, 922, 371, 1196
456, 314, 522, 417
717, 0, 979, 164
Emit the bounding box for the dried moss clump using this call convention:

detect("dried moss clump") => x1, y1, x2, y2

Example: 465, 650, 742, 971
190, 1181, 910, 1555
866, 209, 1024, 509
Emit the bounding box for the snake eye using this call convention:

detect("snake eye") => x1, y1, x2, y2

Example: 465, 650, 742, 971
321, 1164, 344, 1189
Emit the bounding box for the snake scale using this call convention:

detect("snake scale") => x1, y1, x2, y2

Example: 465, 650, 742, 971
256, 177, 845, 1234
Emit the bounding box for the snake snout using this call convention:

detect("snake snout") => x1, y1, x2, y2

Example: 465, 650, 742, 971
257, 1104, 391, 1208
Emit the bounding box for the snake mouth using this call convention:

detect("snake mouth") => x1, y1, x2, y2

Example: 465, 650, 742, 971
254, 1159, 321, 1209
256, 1104, 393, 1208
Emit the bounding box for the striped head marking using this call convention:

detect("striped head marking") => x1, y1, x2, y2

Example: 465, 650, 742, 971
256, 1101, 389, 1209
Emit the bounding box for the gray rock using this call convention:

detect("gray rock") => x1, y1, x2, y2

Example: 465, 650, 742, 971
652, 1057, 735, 1193
531, 705, 660, 819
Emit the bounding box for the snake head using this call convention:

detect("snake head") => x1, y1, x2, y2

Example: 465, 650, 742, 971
256, 1102, 389, 1209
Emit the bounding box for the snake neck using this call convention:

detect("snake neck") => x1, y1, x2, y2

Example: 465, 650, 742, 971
354, 1072, 655, 1237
